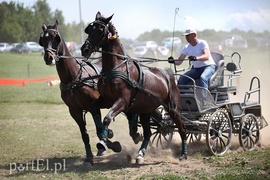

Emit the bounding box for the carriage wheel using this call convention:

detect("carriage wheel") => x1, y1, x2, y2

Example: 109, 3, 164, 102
239, 113, 260, 151
206, 109, 232, 155
149, 107, 174, 149
150, 126, 173, 149
187, 133, 202, 144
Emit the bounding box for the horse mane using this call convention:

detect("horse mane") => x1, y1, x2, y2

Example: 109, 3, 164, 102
108, 22, 118, 38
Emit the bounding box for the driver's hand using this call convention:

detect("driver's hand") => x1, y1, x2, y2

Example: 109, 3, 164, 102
168, 56, 174, 63
188, 56, 197, 61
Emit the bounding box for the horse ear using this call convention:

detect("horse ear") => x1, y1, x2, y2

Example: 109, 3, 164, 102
42, 23, 47, 31
54, 20, 59, 30
96, 11, 101, 20
105, 14, 114, 24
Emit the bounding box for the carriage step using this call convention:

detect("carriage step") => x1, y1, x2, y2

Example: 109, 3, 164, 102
184, 120, 207, 126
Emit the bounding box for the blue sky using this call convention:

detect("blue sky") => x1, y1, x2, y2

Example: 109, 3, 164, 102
3, 0, 270, 39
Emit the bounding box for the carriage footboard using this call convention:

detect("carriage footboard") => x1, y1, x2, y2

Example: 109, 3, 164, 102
259, 115, 268, 130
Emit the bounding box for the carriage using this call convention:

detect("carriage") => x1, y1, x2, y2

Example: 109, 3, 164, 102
148, 51, 268, 155
41, 12, 268, 165
78, 12, 269, 163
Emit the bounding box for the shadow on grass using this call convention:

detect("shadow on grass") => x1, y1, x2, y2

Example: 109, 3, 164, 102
0, 153, 163, 178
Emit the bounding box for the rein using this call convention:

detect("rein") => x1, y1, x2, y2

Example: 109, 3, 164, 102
83, 19, 185, 119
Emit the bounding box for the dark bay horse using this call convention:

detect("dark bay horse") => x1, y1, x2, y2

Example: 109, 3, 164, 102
39, 20, 121, 166
81, 12, 187, 163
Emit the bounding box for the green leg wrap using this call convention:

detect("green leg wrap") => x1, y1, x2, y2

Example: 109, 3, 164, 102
182, 140, 187, 155
93, 114, 103, 139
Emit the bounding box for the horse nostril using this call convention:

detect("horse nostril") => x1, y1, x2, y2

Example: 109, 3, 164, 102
44, 53, 53, 65
84, 49, 89, 54
82, 48, 89, 56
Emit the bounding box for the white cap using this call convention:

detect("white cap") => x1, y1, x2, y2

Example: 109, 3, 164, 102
182, 28, 197, 36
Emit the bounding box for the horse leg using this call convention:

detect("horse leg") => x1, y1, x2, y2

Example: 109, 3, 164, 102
136, 113, 151, 164
69, 109, 94, 165
169, 108, 188, 161
97, 99, 124, 153
126, 113, 143, 144
90, 100, 116, 156
178, 125, 187, 161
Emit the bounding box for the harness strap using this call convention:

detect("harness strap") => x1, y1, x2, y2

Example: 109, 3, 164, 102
60, 60, 101, 91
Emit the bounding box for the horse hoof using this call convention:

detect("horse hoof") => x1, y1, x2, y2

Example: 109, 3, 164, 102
179, 154, 187, 161
126, 154, 132, 163
107, 129, 114, 139
96, 149, 106, 156
136, 155, 144, 164
132, 133, 143, 144
83, 158, 94, 166
96, 140, 107, 156
107, 141, 122, 153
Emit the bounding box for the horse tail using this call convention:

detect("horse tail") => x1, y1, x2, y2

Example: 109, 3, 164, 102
163, 68, 181, 117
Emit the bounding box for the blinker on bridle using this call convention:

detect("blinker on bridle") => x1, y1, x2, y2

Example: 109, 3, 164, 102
85, 20, 116, 52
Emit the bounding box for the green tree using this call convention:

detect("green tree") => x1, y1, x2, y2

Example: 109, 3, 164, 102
0, 2, 24, 42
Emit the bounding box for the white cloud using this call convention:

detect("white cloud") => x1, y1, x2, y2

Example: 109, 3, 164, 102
226, 8, 270, 32
182, 16, 202, 30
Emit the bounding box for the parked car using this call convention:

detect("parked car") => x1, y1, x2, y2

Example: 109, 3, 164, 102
73, 44, 83, 57
0, 42, 13, 52
133, 45, 157, 57
161, 37, 182, 50
66, 42, 79, 53
144, 41, 158, 51
209, 42, 223, 53
133, 46, 148, 57
224, 34, 248, 50
157, 46, 169, 56
25, 41, 43, 52
10, 43, 30, 54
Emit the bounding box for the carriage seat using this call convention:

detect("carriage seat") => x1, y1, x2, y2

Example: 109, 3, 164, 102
208, 52, 224, 91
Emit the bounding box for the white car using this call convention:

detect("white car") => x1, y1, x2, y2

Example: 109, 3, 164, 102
144, 41, 158, 51
157, 46, 169, 56
0, 42, 13, 52
25, 42, 43, 52
162, 37, 182, 50
133, 46, 148, 57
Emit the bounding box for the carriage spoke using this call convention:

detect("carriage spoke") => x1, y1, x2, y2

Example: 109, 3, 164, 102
239, 113, 260, 151
219, 137, 226, 150
206, 109, 232, 155
151, 132, 159, 147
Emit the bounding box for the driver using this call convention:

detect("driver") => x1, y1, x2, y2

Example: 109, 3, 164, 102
168, 28, 216, 89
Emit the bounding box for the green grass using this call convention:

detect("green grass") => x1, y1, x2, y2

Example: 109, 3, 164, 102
0, 51, 270, 179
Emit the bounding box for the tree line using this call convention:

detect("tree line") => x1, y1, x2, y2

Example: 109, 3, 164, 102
0, 0, 85, 44
1, 0, 269, 48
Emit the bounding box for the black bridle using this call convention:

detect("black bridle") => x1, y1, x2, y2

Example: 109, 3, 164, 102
84, 20, 110, 53
39, 29, 63, 61
40, 29, 88, 61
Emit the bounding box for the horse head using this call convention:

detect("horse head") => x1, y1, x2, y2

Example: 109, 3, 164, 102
39, 20, 63, 66
81, 11, 114, 59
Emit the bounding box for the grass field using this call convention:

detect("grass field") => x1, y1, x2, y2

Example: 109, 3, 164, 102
0, 51, 270, 179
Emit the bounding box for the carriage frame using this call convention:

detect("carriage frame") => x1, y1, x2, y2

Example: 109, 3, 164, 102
147, 51, 268, 155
